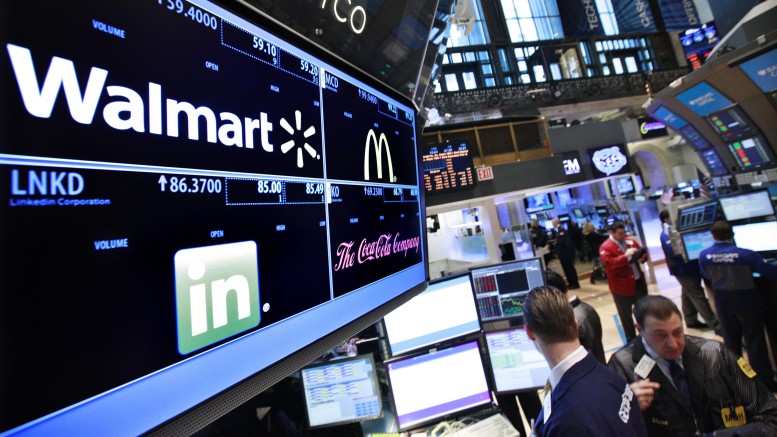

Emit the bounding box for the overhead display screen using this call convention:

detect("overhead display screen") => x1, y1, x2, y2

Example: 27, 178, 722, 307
700, 148, 729, 176
739, 48, 777, 93
705, 106, 758, 141
652, 105, 688, 130
676, 82, 734, 116
587, 144, 633, 178
422, 142, 476, 194
726, 136, 776, 172
0, 0, 425, 435
678, 124, 711, 151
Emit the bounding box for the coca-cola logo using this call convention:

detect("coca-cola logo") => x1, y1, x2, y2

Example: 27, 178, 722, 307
333, 232, 420, 271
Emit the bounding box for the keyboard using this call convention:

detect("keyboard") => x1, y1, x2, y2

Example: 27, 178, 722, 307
451, 413, 521, 437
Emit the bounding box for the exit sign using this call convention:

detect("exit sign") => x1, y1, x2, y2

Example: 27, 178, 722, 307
477, 166, 493, 181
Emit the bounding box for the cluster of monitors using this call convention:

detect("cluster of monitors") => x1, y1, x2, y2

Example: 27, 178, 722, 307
677, 190, 777, 261
300, 259, 551, 431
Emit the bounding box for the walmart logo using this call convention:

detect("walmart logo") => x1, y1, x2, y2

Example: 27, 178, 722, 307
279, 110, 319, 168
174, 241, 260, 355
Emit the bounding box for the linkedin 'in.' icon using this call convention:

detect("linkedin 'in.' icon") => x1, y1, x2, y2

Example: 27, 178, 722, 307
174, 241, 260, 355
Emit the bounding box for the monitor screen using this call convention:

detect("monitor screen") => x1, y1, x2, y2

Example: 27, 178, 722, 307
733, 222, 777, 253
739, 48, 777, 93
705, 106, 758, 142
524, 193, 554, 213
596, 206, 609, 216
587, 144, 632, 178
469, 258, 545, 322
719, 191, 775, 221
386, 341, 492, 431
699, 148, 729, 176
652, 105, 688, 130
383, 273, 481, 357
726, 136, 776, 172
676, 82, 734, 116
0, 1, 426, 435
484, 327, 551, 393
573, 208, 585, 219
616, 176, 635, 195
681, 229, 717, 261
422, 142, 476, 194
301, 354, 383, 428
558, 214, 570, 223
678, 124, 712, 151
677, 201, 718, 231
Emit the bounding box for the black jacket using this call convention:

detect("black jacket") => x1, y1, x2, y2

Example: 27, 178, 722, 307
608, 335, 777, 437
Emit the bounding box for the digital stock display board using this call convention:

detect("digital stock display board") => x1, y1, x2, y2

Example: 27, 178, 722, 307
0, 0, 425, 435
422, 142, 476, 194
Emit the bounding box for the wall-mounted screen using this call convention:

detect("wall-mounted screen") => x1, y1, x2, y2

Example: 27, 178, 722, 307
587, 144, 632, 178
699, 148, 729, 176
573, 208, 585, 219
733, 222, 777, 253
719, 191, 775, 221
422, 142, 476, 194
383, 273, 481, 357
0, 1, 426, 435
596, 206, 609, 216
676, 82, 734, 116
616, 176, 635, 195
681, 229, 716, 261
469, 258, 545, 322
652, 106, 688, 130
726, 136, 776, 172
524, 193, 554, 213
678, 124, 712, 151
484, 327, 551, 394
705, 106, 758, 141
739, 48, 777, 93
386, 341, 492, 431
301, 354, 382, 428
677, 201, 718, 231
558, 213, 570, 223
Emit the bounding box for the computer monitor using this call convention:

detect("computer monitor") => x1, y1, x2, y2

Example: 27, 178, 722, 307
596, 206, 609, 216
733, 222, 777, 253
705, 106, 758, 141
0, 1, 426, 435
677, 201, 719, 231
678, 124, 712, 151
676, 81, 734, 116
383, 273, 481, 357
726, 136, 776, 172
469, 258, 545, 322
524, 193, 554, 213
484, 327, 551, 394
386, 340, 492, 431
572, 208, 585, 219
301, 354, 383, 428
652, 105, 688, 130
739, 48, 777, 93
558, 214, 570, 223
699, 148, 729, 176
681, 229, 717, 261
719, 191, 775, 221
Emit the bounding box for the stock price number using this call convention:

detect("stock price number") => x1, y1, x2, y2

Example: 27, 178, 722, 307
364, 186, 383, 197
257, 180, 283, 194
358, 89, 377, 105
253, 37, 278, 59
158, 0, 218, 30
306, 183, 325, 195
158, 175, 223, 194
300, 59, 319, 78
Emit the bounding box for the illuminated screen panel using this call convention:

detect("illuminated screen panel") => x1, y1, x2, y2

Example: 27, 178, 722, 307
704, 106, 758, 142
0, 0, 425, 435
726, 136, 776, 172
469, 258, 545, 322
719, 191, 775, 221
524, 193, 554, 213
681, 229, 716, 261
733, 222, 777, 253
383, 273, 481, 357
422, 142, 476, 194
587, 144, 632, 178
386, 341, 492, 431
676, 82, 734, 116
678, 124, 711, 151
301, 354, 382, 428
677, 201, 718, 231
699, 148, 729, 176
739, 48, 777, 93
485, 327, 551, 393
652, 105, 688, 130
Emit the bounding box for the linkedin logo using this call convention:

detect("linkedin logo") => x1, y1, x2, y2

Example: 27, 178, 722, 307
174, 241, 260, 355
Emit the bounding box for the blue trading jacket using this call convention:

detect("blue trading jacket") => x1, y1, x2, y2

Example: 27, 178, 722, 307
699, 242, 777, 293
660, 228, 700, 277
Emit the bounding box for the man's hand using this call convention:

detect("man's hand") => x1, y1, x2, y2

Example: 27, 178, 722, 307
631, 378, 661, 411
625, 247, 638, 258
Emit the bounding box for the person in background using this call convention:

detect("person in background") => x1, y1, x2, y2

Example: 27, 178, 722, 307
699, 220, 777, 390
567, 220, 584, 262
658, 209, 720, 333
552, 218, 580, 289
524, 286, 647, 436
599, 222, 649, 341
546, 270, 605, 364
608, 296, 777, 436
